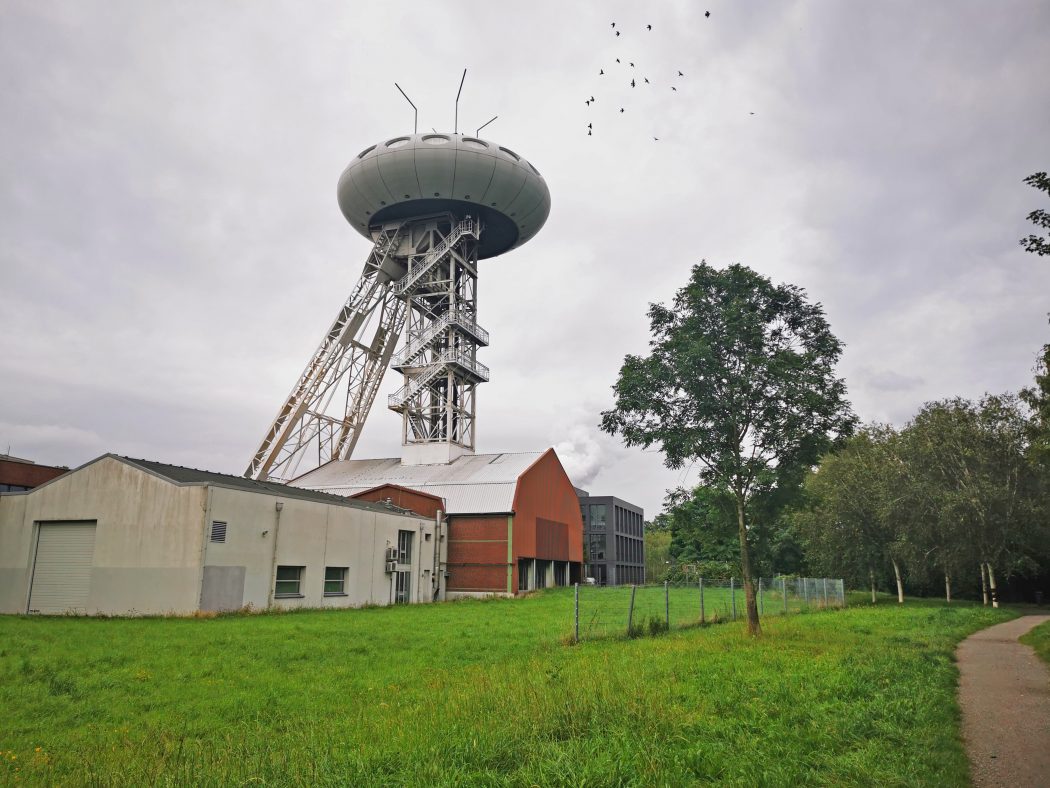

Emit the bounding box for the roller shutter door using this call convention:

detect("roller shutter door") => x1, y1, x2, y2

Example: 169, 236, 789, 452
28, 522, 97, 614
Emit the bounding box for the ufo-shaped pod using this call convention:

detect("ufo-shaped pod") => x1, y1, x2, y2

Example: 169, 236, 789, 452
337, 133, 550, 258
413, 135, 457, 199
351, 147, 396, 211
375, 143, 422, 203
450, 137, 497, 202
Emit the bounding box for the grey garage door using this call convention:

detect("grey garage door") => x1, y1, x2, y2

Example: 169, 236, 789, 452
28, 521, 97, 614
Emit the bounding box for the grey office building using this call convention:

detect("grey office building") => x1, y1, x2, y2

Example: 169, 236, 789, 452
577, 491, 645, 586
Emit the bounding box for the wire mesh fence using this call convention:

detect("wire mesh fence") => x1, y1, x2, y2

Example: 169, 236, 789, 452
572, 577, 846, 642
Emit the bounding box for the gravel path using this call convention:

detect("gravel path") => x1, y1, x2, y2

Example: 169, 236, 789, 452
957, 614, 1050, 787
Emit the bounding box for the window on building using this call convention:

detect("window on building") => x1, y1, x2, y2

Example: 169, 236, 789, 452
274, 566, 303, 597
395, 570, 411, 603
589, 532, 606, 560
324, 566, 347, 596
397, 530, 413, 564
210, 521, 227, 543
589, 504, 606, 529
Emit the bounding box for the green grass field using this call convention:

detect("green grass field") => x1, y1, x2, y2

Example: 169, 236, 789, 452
1020, 619, 1050, 667
0, 592, 1013, 786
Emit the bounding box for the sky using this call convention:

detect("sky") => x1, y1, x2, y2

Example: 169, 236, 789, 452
2, 1, 1049, 518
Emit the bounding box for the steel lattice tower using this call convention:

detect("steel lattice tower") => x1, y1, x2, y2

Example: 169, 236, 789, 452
245, 133, 550, 481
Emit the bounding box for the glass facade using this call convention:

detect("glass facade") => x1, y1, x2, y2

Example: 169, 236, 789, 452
580, 496, 644, 586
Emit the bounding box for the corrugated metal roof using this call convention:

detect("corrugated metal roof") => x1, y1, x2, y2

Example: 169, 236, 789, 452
291, 452, 545, 515
116, 457, 402, 514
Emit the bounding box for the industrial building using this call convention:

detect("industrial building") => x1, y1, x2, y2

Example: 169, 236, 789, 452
0, 454, 68, 492
578, 492, 645, 586
0, 455, 444, 615
0, 126, 583, 617
294, 448, 583, 597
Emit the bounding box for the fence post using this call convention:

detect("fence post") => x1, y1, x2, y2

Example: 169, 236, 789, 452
627, 584, 637, 637
803, 578, 809, 608
700, 577, 705, 624
822, 578, 829, 608
731, 576, 737, 621
840, 579, 846, 607
759, 578, 764, 616
574, 582, 579, 643
782, 576, 788, 614
664, 580, 670, 628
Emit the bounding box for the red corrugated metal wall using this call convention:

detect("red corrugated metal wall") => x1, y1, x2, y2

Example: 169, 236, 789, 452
510, 449, 584, 591
350, 484, 445, 519
446, 515, 510, 593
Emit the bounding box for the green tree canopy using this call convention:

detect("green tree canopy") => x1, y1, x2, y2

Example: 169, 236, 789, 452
1020, 171, 1050, 256
601, 262, 854, 634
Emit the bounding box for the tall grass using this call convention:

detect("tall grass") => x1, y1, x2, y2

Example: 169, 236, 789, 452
0, 592, 1012, 786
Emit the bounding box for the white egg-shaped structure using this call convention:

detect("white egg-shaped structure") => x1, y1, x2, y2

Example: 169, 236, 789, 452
337, 133, 551, 259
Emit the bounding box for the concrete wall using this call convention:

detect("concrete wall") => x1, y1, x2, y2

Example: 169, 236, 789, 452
203, 486, 443, 611
0, 457, 207, 615
0, 456, 446, 616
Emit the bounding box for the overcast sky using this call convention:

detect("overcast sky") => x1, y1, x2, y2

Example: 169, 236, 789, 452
2, 1, 1048, 517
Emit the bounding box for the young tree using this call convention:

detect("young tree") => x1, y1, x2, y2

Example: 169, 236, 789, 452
1020, 323, 1050, 467
899, 396, 1046, 605
663, 485, 739, 566
600, 262, 854, 635
794, 426, 906, 603
1020, 171, 1050, 257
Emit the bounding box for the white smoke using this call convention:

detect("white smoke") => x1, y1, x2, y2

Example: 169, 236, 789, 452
553, 424, 607, 489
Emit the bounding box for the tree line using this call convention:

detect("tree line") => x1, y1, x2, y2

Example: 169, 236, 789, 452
604, 172, 1049, 633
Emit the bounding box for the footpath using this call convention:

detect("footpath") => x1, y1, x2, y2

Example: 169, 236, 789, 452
957, 614, 1050, 787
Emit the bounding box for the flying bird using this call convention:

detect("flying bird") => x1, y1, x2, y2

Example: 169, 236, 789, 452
705, 11, 711, 18
631, 78, 636, 87
599, 69, 604, 75
619, 108, 625, 113
616, 58, 621, 63
588, 122, 592, 128
590, 96, 595, 102
646, 24, 652, 30
644, 77, 649, 84
611, 22, 615, 27
671, 86, 677, 91
585, 100, 590, 106
678, 70, 684, 76
615, 30, 620, 36
653, 137, 659, 141
588, 129, 592, 136
629, 62, 635, 67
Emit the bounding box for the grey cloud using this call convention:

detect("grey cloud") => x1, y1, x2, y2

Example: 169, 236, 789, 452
2, 0, 1049, 518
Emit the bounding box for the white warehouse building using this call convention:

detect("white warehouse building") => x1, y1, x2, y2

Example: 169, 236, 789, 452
0, 455, 446, 616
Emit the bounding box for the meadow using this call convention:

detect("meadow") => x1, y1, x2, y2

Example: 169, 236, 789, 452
1020, 619, 1050, 666
0, 591, 1013, 786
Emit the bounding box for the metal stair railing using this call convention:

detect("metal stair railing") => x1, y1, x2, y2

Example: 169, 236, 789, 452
387, 347, 490, 409
391, 309, 490, 369
392, 218, 479, 297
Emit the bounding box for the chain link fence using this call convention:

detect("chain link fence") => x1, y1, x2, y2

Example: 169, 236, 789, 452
572, 577, 846, 642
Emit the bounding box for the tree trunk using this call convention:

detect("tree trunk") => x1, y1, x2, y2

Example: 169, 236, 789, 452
987, 563, 999, 609
869, 568, 877, 604
734, 496, 761, 636
892, 559, 904, 604
944, 570, 952, 603
980, 562, 989, 606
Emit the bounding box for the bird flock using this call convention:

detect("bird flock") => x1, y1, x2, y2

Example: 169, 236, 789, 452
587, 12, 715, 141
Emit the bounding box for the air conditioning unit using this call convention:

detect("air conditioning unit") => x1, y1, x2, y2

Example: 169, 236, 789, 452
385, 560, 397, 574
385, 546, 398, 561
